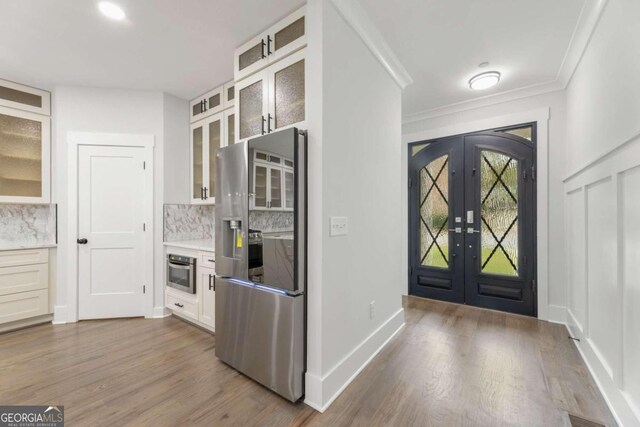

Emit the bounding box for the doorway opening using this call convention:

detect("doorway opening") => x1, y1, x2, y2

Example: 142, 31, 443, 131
408, 123, 537, 316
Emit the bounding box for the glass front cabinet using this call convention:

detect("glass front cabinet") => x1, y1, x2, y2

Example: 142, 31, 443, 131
190, 112, 224, 205
0, 79, 51, 204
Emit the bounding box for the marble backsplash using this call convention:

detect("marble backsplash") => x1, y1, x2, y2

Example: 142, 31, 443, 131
164, 204, 215, 242
0, 204, 57, 248
249, 210, 294, 233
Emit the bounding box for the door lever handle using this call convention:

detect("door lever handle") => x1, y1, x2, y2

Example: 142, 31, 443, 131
77, 238, 88, 244
466, 227, 481, 234
448, 227, 462, 234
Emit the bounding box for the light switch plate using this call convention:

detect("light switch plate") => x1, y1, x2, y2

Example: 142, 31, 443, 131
330, 216, 348, 236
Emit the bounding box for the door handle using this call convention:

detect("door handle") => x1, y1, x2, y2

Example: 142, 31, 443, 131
174, 302, 184, 308
466, 210, 474, 223
267, 113, 273, 133
261, 38, 267, 58
77, 238, 88, 244
203, 187, 208, 200
261, 116, 266, 135
267, 35, 272, 55
466, 227, 481, 234
448, 228, 462, 234
209, 274, 215, 291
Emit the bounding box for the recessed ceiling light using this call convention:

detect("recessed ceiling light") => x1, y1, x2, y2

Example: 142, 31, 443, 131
98, 2, 126, 21
469, 71, 501, 90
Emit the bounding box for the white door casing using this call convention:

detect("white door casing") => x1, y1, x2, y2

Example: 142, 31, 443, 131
77, 145, 147, 319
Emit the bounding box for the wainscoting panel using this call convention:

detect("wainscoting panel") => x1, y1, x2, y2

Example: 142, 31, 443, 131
564, 135, 640, 426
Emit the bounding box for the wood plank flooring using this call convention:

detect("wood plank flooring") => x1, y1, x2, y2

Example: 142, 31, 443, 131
0, 296, 615, 426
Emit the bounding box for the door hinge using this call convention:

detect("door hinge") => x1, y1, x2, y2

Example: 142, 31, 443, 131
409, 266, 413, 276
143, 161, 146, 170
143, 223, 146, 231
531, 166, 536, 181
532, 280, 536, 294
143, 285, 146, 294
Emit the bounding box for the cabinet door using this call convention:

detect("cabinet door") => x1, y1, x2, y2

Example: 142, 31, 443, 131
252, 163, 269, 209
224, 109, 235, 146
190, 120, 205, 203
269, 166, 283, 209
234, 34, 268, 81
0, 79, 50, 116
205, 113, 222, 203
190, 86, 223, 123
198, 266, 216, 329
268, 48, 306, 132
284, 168, 294, 210
223, 81, 235, 109
236, 71, 269, 143
268, 7, 306, 64
0, 107, 51, 203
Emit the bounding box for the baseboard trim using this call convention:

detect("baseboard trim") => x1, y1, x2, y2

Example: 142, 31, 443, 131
53, 305, 68, 324
563, 323, 639, 426
546, 304, 567, 324
304, 307, 405, 412
0, 314, 53, 334
149, 306, 171, 318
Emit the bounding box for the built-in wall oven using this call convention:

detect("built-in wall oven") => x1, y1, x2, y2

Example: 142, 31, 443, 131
166, 254, 196, 294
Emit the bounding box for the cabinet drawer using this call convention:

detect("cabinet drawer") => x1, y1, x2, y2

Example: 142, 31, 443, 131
200, 252, 215, 269
0, 289, 49, 324
166, 290, 198, 320
0, 249, 48, 268
0, 263, 48, 296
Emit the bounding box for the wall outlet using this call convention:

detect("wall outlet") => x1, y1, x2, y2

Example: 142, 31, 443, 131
369, 301, 375, 319
330, 216, 348, 236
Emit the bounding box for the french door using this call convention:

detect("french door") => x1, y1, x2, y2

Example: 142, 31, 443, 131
408, 126, 536, 316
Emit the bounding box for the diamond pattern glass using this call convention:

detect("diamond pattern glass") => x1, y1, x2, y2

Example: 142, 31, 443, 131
239, 42, 264, 71
274, 17, 305, 51
480, 151, 519, 276
274, 59, 305, 129
0, 113, 42, 197
419, 155, 449, 268
239, 80, 263, 140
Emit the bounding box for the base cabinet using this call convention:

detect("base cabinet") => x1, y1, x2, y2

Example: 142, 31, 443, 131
198, 266, 216, 329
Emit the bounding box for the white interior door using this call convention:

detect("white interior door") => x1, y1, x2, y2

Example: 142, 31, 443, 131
78, 145, 147, 319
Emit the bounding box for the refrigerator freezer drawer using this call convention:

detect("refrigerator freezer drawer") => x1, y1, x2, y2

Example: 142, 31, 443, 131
215, 278, 304, 402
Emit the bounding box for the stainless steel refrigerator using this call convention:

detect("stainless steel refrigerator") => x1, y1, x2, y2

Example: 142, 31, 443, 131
214, 128, 306, 402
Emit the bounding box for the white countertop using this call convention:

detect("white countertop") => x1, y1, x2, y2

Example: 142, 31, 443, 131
163, 239, 214, 252
0, 243, 57, 251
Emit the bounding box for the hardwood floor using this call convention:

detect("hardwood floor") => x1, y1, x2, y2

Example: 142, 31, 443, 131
0, 297, 615, 426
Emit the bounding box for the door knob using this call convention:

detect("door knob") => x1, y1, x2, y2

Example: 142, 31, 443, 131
77, 238, 88, 244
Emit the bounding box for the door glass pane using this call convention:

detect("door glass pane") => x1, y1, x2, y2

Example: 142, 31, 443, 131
285, 170, 294, 209
419, 155, 449, 268
270, 168, 282, 208
208, 93, 221, 110
480, 151, 519, 276
239, 80, 263, 140
0, 85, 42, 108
274, 59, 305, 129
208, 119, 221, 198
239, 42, 264, 71
192, 126, 203, 199
0, 113, 42, 197
274, 17, 305, 51
499, 126, 532, 141
254, 165, 267, 208
227, 113, 235, 144
411, 143, 430, 156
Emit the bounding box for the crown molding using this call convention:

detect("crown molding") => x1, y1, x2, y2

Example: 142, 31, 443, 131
330, 0, 413, 89
402, 0, 608, 125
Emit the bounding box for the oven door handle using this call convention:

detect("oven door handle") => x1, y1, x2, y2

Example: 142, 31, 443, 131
168, 262, 192, 270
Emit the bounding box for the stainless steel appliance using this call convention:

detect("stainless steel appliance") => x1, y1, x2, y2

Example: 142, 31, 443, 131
166, 254, 196, 294
215, 128, 306, 403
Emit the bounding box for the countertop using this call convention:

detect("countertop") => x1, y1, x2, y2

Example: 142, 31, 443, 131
0, 243, 57, 251
163, 239, 214, 252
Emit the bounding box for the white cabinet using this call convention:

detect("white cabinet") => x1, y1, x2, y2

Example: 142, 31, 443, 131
0, 248, 50, 326
0, 105, 51, 204
236, 48, 306, 143
0, 79, 51, 116
198, 265, 216, 329
251, 150, 294, 211
190, 112, 225, 204
224, 108, 236, 146
189, 86, 223, 124
234, 7, 306, 82
223, 81, 235, 109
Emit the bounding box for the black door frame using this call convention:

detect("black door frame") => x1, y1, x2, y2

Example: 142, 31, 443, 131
408, 122, 538, 317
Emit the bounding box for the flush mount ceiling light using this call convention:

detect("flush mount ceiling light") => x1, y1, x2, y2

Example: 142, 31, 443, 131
98, 1, 126, 21
469, 71, 501, 90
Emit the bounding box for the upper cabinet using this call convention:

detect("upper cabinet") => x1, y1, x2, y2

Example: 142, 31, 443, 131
234, 7, 306, 82
0, 79, 50, 116
190, 86, 223, 123
191, 112, 224, 205
0, 79, 51, 204
236, 48, 306, 143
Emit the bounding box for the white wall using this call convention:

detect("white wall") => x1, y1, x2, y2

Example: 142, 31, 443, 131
305, 0, 405, 411
53, 86, 187, 320
163, 93, 190, 205
563, 0, 640, 424
402, 90, 567, 317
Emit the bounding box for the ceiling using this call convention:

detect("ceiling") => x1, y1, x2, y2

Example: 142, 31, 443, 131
360, 0, 589, 115
0, 0, 303, 99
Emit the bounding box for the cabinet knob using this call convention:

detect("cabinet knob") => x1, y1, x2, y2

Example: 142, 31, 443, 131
77, 238, 88, 244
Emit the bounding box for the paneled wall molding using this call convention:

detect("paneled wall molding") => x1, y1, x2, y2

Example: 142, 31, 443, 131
330, 0, 413, 89
564, 134, 640, 426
